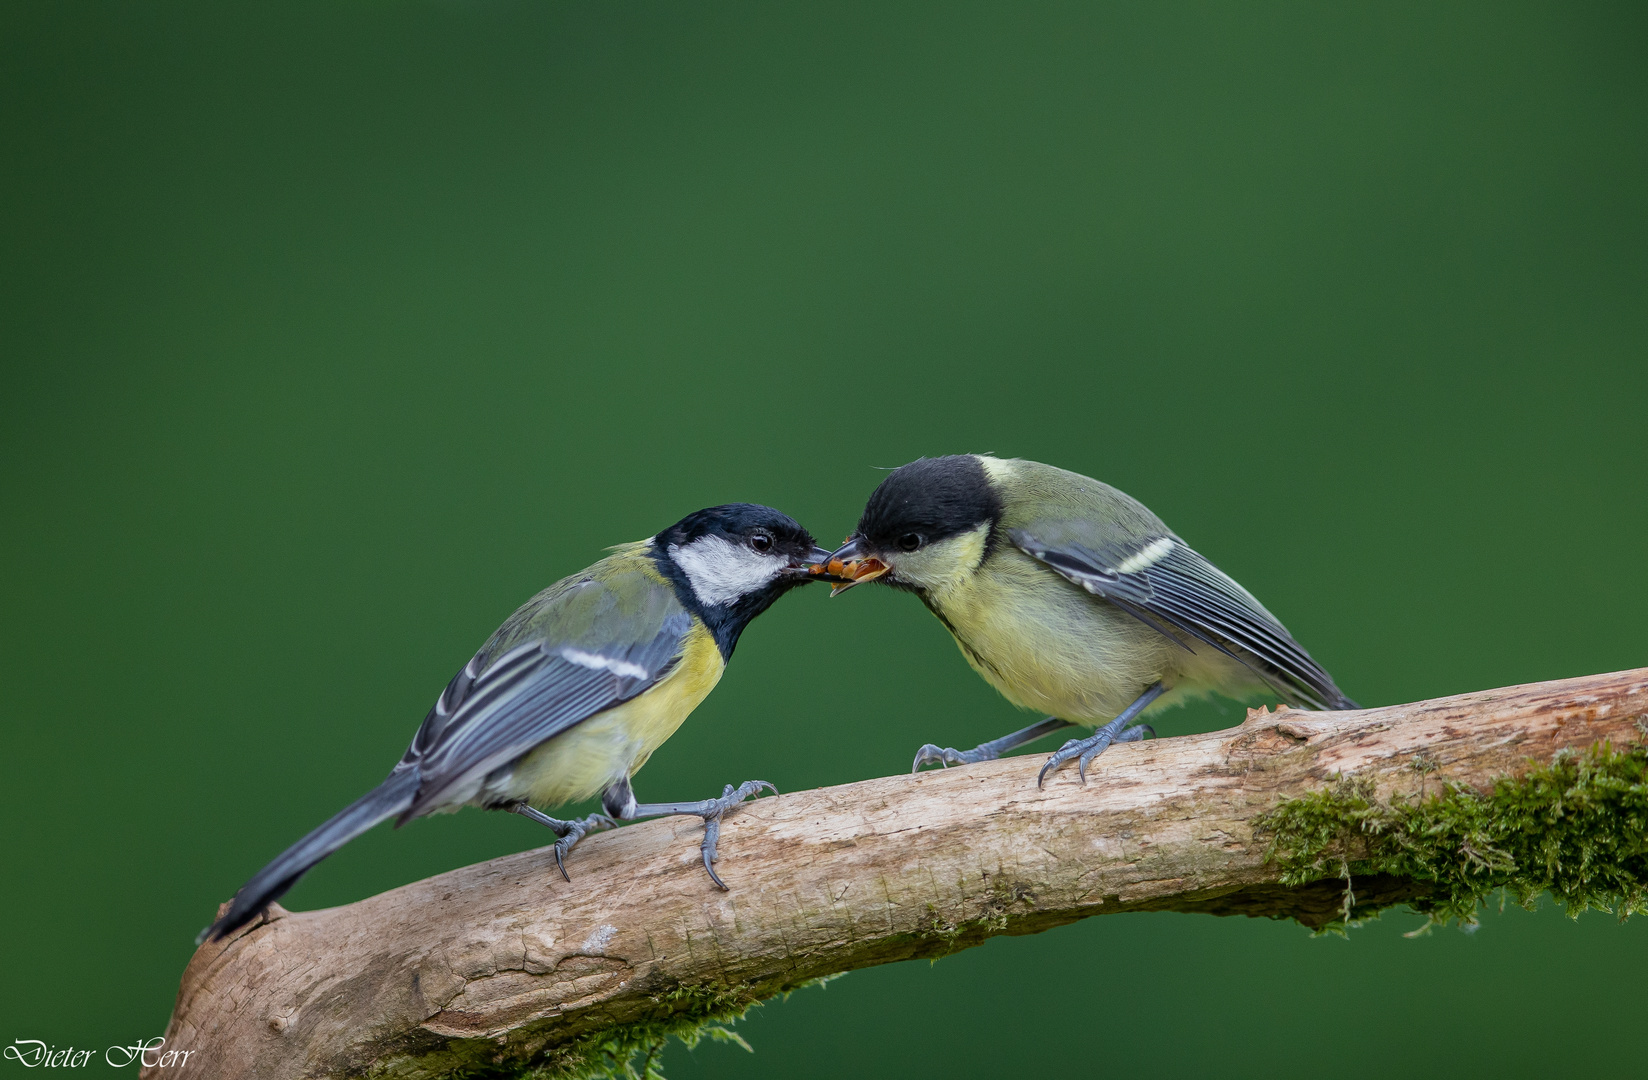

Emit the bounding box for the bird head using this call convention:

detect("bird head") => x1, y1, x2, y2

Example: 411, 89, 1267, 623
814, 455, 1004, 598
658, 504, 835, 613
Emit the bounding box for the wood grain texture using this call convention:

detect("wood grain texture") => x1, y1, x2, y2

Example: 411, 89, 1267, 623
151, 668, 1648, 1079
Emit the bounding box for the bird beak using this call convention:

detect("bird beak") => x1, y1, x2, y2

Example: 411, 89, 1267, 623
810, 536, 889, 596
788, 545, 845, 580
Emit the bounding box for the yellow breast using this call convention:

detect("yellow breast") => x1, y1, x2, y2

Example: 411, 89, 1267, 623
503, 621, 726, 808
927, 548, 1180, 723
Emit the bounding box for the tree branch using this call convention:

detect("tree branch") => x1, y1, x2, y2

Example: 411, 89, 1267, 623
152, 669, 1648, 1079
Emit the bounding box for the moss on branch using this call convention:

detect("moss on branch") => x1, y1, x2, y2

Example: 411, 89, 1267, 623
434, 976, 845, 1080
1258, 742, 1648, 933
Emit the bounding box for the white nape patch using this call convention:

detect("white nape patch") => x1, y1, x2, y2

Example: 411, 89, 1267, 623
580, 923, 618, 952
975, 454, 1014, 482
559, 648, 650, 680
667, 535, 783, 607
1116, 537, 1175, 574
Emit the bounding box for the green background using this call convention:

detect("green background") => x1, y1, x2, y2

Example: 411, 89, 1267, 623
3, 2, 1646, 1075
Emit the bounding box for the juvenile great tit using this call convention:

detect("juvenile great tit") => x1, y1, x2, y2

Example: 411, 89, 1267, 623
818, 456, 1356, 785
201, 504, 833, 943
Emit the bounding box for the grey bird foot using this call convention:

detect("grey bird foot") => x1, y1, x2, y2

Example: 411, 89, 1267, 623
511, 804, 616, 881
912, 743, 995, 770
695, 781, 777, 889
1037, 723, 1153, 787
552, 812, 617, 881
911, 716, 1079, 774
626, 780, 778, 888
622, 781, 777, 890
1037, 682, 1167, 788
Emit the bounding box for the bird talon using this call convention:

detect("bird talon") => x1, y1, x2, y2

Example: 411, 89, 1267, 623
1036, 754, 1064, 788
701, 818, 727, 888
1040, 704, 1163, 788
912, 744, 961, 772
553, 829, 582, 880
1076, 740, 1111, 784
691, 780, 775, 890
1041, 733, 1112, 787
550, 811, 614, 882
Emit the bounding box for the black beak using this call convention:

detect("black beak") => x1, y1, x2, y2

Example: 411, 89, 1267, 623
787, 544, 845, 579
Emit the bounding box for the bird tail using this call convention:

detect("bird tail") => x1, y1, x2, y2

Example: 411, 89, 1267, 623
197, 768, 421, 944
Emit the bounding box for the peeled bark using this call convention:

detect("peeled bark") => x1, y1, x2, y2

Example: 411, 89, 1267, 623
150, 668, 1648, 1079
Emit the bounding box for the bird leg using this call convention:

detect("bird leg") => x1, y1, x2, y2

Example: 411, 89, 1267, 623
602, 777, 778, 890
509, 803, 616, 882
1038, 682, 1166, 788
911, 716, 1079, 772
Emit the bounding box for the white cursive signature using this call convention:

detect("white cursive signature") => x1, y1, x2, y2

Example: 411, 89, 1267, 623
3, 1037, 196, 1068
3, 1042, 94, 1068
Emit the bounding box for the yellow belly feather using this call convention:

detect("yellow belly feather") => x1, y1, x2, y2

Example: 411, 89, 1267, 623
929, 548, 1257, 723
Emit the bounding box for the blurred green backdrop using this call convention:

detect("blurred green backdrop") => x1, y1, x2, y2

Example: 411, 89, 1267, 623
3, 2, 1646, 1076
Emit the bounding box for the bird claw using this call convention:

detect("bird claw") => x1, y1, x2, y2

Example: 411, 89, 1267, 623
1077, 735, 1115, 784
551, 813, 616, 882
1037, 737, 1087, 787
1038, 724, 1153, 788
911, 743, 991, 773
694, 781, 776, 890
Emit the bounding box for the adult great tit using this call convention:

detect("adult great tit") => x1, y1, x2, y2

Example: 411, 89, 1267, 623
819, 456, 1357, 785
201, 504, 833, 943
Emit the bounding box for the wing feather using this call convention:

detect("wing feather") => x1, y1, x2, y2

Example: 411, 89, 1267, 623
1009, 527, 1356, 710
395, 588, 692, 820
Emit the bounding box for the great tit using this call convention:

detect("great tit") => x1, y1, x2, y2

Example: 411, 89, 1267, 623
201, 504, 833, 943
818, 456, 1357, 785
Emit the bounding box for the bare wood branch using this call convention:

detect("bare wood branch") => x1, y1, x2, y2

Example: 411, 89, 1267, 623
151, 669, 1648, 1079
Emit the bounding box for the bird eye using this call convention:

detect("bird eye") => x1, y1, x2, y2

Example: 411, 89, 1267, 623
750, 531, 774, 553
898, 533, 923, 552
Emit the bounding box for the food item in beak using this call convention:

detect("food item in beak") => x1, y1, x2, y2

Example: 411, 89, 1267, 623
816, 555, 888, 595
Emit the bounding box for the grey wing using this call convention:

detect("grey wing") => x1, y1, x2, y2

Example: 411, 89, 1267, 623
1008, 528, 1357, 710
394, 595, 692, 820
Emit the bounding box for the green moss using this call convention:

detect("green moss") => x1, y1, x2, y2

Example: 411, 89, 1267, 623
500, 974, 847, 1080
1258, 742, 1648, 934
918, 875, 1032, 948
526, 985, 754, 1080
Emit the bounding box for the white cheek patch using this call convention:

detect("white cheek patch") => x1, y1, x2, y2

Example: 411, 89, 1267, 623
668, 536, 785, 607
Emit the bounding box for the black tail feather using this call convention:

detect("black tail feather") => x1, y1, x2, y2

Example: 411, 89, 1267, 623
197, 768, 421, 944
